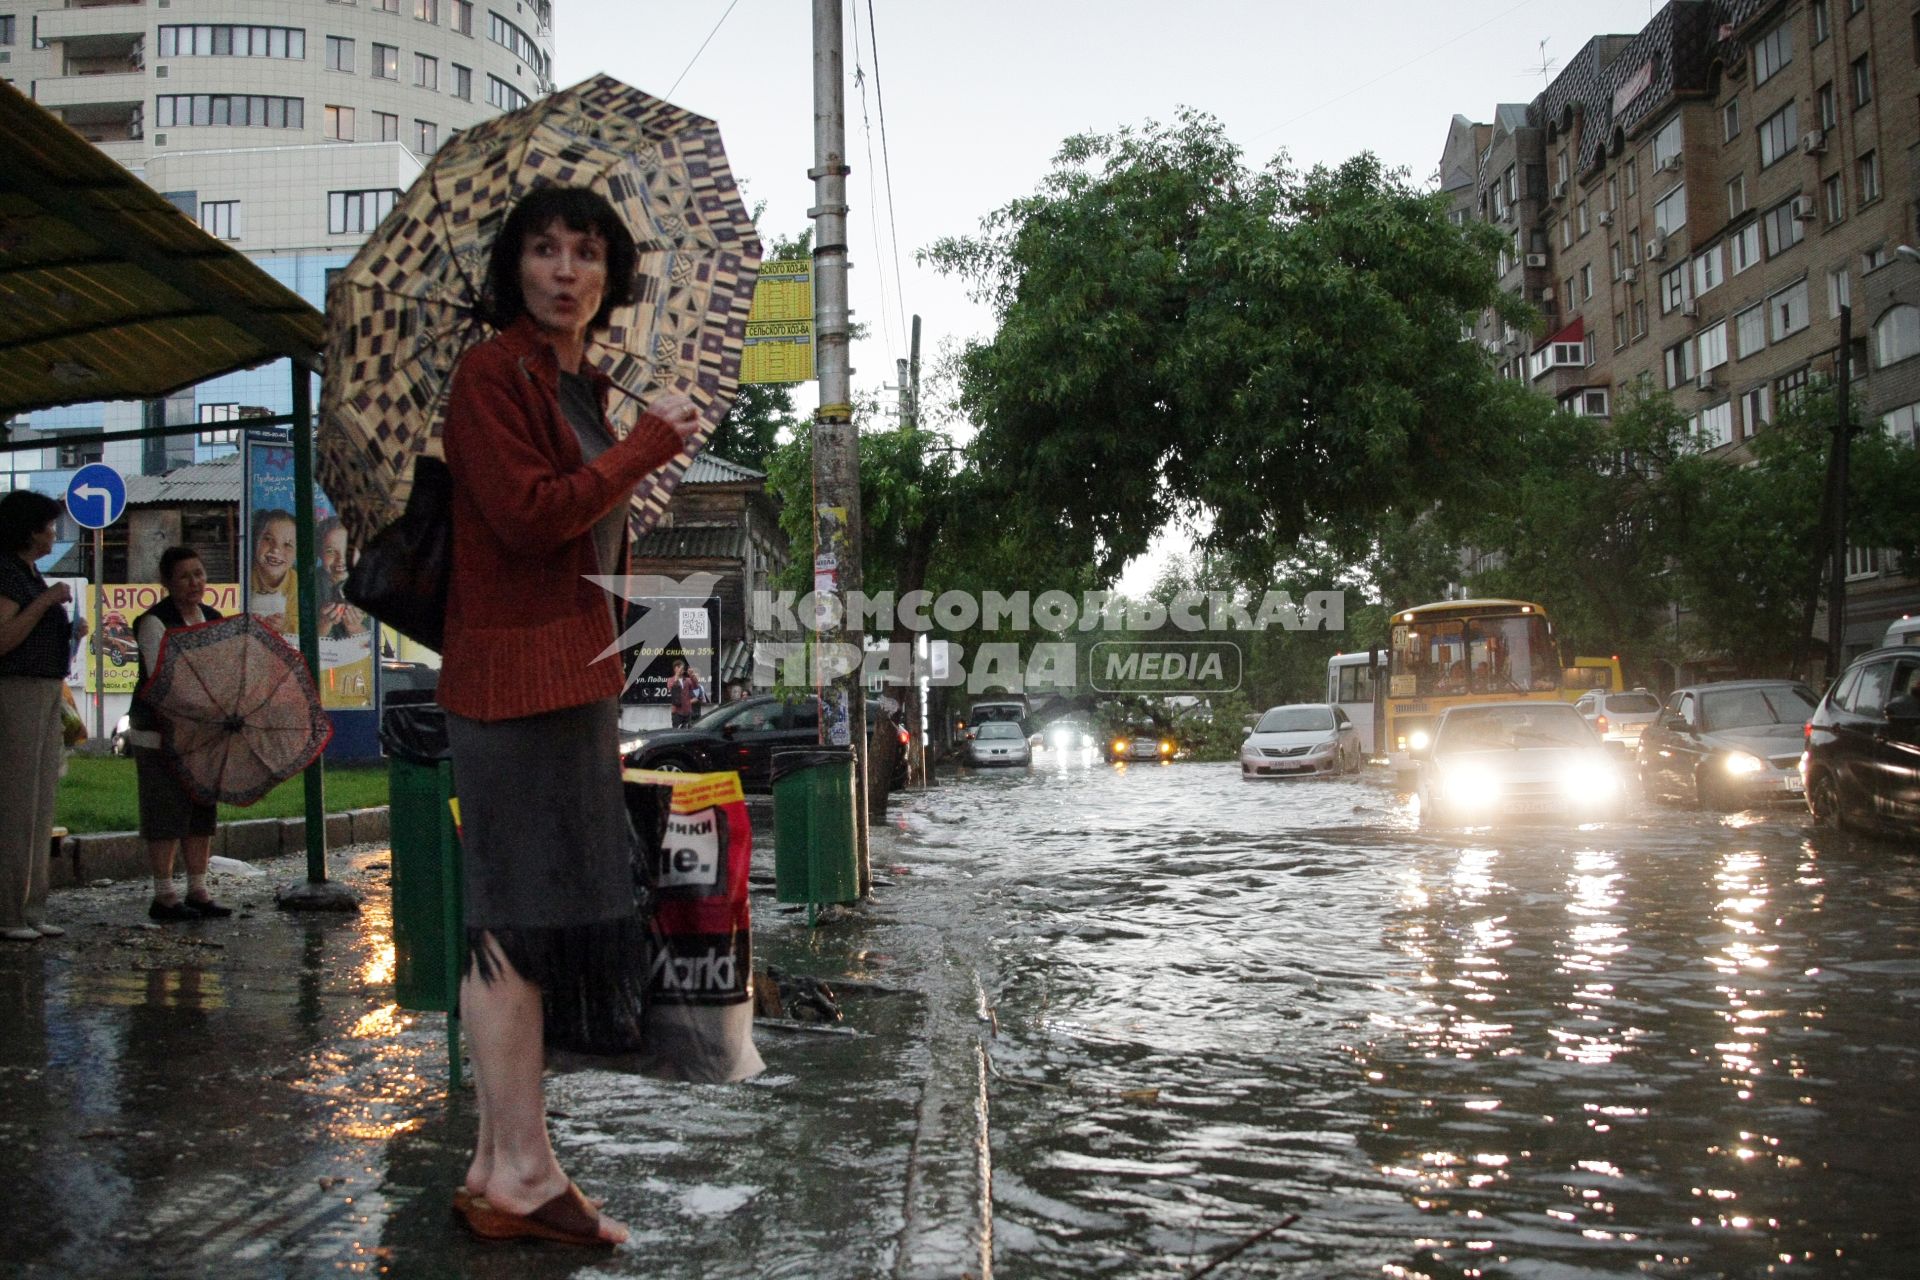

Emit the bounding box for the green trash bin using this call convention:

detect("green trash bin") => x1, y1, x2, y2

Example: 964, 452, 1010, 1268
384, 700, 465, 1085
772, 747, 859, 908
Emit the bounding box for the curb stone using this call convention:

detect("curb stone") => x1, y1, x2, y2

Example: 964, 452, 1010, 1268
52, 805, 392, 887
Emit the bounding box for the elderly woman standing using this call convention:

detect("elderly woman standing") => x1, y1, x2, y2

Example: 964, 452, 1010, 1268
440, 185, 699, 1249
0, 490, 85, 942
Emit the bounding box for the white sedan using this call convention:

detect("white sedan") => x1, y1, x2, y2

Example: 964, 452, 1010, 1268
964, 720, 1031, 768
1241, 703, 1362, 778
1417, 700, 1630, 826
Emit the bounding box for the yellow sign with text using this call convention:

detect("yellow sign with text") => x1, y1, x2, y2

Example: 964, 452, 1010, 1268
741, 259, 815, 385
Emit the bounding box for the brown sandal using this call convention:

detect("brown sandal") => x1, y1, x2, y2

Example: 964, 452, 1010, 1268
457, 1182, 616, 1247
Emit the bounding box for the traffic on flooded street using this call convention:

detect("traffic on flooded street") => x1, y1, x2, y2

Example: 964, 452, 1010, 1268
924, 753, 1920, 1277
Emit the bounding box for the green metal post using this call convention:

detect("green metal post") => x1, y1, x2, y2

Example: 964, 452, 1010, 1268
292, 365, 327, 883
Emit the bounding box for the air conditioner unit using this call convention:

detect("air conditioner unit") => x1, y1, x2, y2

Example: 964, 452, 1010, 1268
1790, 194, 1817, 221
1657, 152, 1682, 173
1622, 267, 1638, 283
1646, 236, 1668, 260
1525, 252, 1548, 268
1552, 179, 1568, 199
1802, 130, 1827, 155
1598, 209, 1614, 227
1538, 287, 1555, 304
1682, 299, 1700, 318
1696, 368, 1717, 391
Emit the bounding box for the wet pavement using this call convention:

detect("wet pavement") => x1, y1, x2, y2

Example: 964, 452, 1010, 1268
2, 759, 1917, 1278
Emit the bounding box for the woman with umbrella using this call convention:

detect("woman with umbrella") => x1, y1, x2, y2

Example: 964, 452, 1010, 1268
440, 185, 699, 1249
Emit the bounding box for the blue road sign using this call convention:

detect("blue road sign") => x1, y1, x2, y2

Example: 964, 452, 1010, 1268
65, 463, 127, 529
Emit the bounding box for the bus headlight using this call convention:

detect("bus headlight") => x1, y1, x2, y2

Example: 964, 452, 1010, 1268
1407, 728, 1432, 752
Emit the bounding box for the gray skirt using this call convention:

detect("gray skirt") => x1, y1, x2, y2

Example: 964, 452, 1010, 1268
448, 696, 656, 1053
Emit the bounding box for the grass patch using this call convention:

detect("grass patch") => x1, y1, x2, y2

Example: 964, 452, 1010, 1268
56, 755, 390, 835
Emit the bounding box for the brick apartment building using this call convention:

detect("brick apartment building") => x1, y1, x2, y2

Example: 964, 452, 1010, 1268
1444, 0, 1920, 674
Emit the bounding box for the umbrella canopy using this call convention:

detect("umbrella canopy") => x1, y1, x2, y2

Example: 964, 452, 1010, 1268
317, 74, 762, 549
141, 614, 334, 807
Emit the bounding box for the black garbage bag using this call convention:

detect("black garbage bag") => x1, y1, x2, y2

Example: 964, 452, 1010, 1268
380, 699, 449, 764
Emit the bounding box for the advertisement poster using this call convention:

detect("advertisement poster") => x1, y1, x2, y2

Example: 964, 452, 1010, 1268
242, 432, 374, 710
76, 583, 243, 694
620, 596, 723, 709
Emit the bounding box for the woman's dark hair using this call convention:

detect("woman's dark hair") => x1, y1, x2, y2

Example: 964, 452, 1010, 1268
481, 184, 637, 331
158, 546, 202, 584
0, 490, 63, 554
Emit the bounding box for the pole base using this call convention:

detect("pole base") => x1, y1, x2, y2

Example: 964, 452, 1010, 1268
275, 879, 361, 913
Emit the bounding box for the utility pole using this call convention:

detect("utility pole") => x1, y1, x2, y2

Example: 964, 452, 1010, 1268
906, 313, 921, 431
1826, 305, 1853, 679
811, 0, 870, 892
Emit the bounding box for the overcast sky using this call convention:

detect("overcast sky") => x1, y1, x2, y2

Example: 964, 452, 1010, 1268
555, 0, 1671, 587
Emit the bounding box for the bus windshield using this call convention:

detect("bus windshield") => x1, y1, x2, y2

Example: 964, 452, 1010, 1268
1391, 613, 1558, 698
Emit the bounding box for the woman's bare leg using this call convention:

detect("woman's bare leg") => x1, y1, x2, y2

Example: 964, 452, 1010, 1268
459, 933, 626, 1243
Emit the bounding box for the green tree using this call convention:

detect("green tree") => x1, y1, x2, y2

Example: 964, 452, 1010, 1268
926, 111, 1534, 581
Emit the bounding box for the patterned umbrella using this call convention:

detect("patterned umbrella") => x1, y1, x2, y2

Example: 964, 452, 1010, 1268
317, 73, 762, 549
141, 614, 334, 806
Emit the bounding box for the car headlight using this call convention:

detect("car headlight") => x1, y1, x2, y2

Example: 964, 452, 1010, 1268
1159, 740, 1174, 755
1441, 763, 1502, 807
1310, 739, 1335, 754
1560, 757, 1620, 798
619, 736, 647, 757
1407, 729, 1432, 752
1723, 751, 1765, 776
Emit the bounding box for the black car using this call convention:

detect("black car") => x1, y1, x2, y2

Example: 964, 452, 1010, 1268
624, 693, 906, 791
1803, 645, 1920, 838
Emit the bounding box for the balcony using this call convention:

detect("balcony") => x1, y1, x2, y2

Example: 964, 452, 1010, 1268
36, 2, 147, 43
34, 70, 144, 112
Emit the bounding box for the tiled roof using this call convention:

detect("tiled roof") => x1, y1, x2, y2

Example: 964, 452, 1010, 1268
685, 453, 765, 484
631, 524, 749, 561
125, 453, 241, 505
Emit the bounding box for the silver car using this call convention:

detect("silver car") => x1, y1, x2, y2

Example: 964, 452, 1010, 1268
964, 720, 1031, 768
1418, 701, 1630, 827
1241, 703, 1361, 778
1573, 689, 1663, 744
1636, 680, 1815, 809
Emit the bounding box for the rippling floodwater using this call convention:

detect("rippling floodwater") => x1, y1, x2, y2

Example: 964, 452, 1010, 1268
926, 756, 1920, 1278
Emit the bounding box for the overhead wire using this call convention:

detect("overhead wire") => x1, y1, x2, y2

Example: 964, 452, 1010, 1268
665, 0, 743, 99
865, 0, 911, 362
847, 0, 901, 368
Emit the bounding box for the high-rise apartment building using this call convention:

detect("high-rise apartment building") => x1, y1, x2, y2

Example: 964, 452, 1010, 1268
2, 0, 555, 495
1443, 0, 1919, 666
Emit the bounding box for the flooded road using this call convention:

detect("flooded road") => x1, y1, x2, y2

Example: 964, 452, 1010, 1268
934, 755, 1920, 1277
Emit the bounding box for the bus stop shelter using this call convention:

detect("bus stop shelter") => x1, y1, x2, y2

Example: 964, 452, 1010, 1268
0, 79, 348, 905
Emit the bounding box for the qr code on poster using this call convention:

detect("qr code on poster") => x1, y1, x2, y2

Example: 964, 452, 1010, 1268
679, 607, 710, 639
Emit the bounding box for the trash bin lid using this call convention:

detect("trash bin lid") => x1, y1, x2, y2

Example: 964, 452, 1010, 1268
769, 745, 854, 784
380, 701, 451, 764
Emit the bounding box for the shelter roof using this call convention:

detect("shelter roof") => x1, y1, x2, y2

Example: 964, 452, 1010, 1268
684, 453, 766, 484
0, 80, 324, 417
125, 453, 242, 505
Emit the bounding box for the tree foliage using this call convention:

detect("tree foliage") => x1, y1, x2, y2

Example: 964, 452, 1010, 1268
926, 111, 1533, 580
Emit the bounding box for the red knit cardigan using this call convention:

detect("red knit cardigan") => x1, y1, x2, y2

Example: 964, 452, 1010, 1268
437, 316, 682, 722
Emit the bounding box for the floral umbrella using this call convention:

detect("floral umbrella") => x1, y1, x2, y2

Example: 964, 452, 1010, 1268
317, 73, 762, 550
141, 614, 333, 806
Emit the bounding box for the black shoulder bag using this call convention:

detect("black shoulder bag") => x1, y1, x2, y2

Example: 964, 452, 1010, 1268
343, 455, 453, 651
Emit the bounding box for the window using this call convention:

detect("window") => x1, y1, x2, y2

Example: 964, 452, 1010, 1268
1562, 276, 1576, 308
1824, 174, 1845, 224
1696, 401, 1733, 447
1741, 385, 1771, 433
1764, 199, 1805, 256
1658, 264, 1689, 314
0, 16, 13, 45
1581, 263, 1593, 300
1578, 200, 1590, 236
1504, 165, 1518, 204
1561, 217, 1572, 249
1851, 55, 1872, 108
451, 63, 471, 100
1883, 401, 1920, 449
1693, 245, 1723, 296
1665, 340, 1696, 388
1613, 312, 1628, 349
325, 35, 354, 72
1584, 333, 1598, 366
1857, 151, 1879, 204
198, 404, 242, 450
487, 75, 529, 111
1731, 223, 1760, 274
489, 12, 549, 80
1817, 82, 1838, 130
155, 95, 303, 129
1722, 97, 1740, 141
1876, 305, 1920, 367
1769, 279, 1810, 341
1624, 158, 1636, 198
372, 43, 397, 79
323, 104, 354, 140
451, 1, 473, 36
415, 0, 438, 22
1844, 547, 1881, 581
1736, 304, 1766, 358
374, 110, 398, 141
414, 119, 437, 154
1653, 184, 1686, 236
1650, 115, 1683, 171
1699, 321, 1729, 370
1578, 390, 1610, 417
198, 200, 239, 240
1813, 0, 1831, 43
1862, 244, 1888, 273
1727, 173, 1748, 218
1847, 0, 1864, 13
156, 25, 306, 59
1758, 101, 1798, 167
1607, 177, 1618, 210
1610, 242, 1624, 280
1629, 228, 1641, 264
378, 0, 399, 12
328, 188, 399, 235
1754, 21, 1792, 84
1633, 300, 1647, 337
1828, 266, 1851, 317
414, 52, 437, 90
1776, 366, 1811, 407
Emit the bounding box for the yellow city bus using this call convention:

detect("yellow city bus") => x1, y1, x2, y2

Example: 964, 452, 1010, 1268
1386, 599, 1564, 777
1561, 655, 1625, 702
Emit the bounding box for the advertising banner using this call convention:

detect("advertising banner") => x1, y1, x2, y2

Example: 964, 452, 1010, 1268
242, 431, 375, 710
76, 583, 243, 694
620, 596, 723, 710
